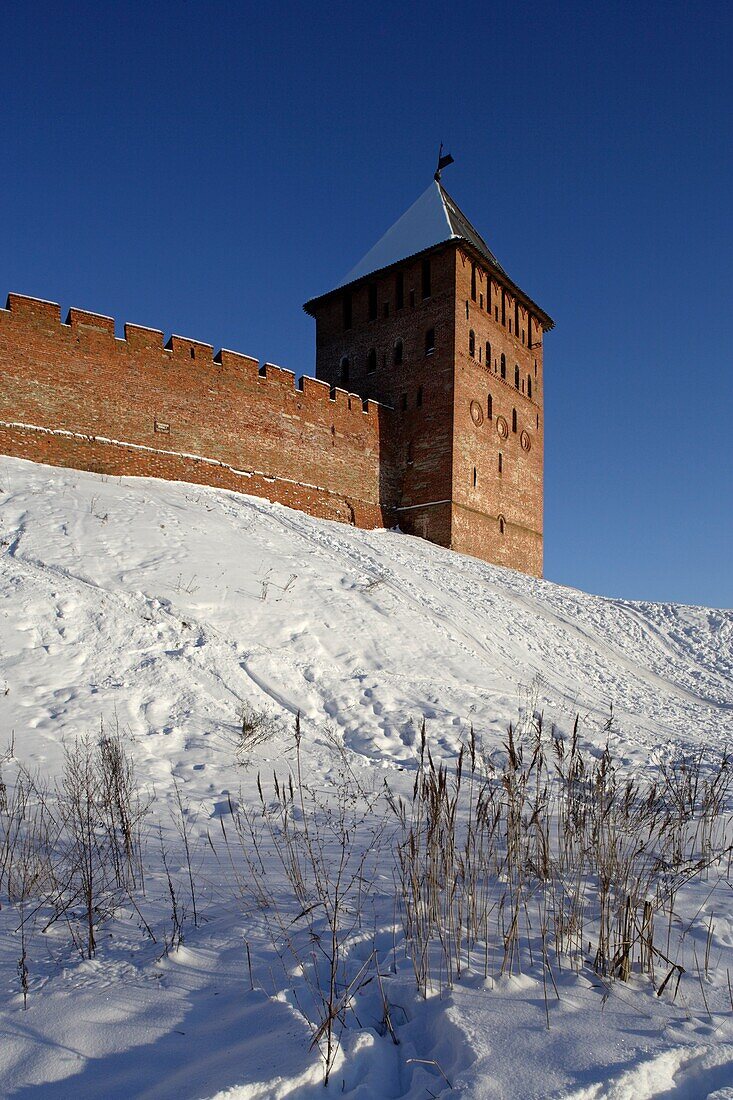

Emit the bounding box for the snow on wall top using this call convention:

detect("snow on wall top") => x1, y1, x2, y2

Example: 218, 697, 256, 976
336, 180, 506, 290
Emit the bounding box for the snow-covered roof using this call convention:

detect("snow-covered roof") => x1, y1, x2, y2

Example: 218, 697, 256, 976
338, 180, 506, 289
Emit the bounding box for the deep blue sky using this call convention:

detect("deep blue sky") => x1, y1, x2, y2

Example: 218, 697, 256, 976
2, 2, 731, 607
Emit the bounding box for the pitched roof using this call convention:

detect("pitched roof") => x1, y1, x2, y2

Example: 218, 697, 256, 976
303, 179, 553, 329
439, 185, 506, 276
338, 179, 506, 289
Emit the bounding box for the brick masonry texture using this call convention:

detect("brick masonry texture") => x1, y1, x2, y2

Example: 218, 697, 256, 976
310, 247, 458, 554
0, 242, 549, 575
451, 249, 544, 576
0, 293, 395, 530
308, 241, 549, 577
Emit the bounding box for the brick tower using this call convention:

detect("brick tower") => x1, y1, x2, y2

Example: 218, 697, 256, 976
304, 176, 553, 577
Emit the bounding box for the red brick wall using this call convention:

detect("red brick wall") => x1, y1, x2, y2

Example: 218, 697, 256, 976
311, 248, 457, 549
0, 293, 393, 529
0, 255, 547, 577
309, 244, 547, 576
452, 249, 544, 575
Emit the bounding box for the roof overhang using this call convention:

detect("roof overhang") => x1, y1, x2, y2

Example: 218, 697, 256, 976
304, 238, 554, 331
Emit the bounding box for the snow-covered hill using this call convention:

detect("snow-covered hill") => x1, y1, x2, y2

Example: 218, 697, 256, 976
0, 455, 731, 1099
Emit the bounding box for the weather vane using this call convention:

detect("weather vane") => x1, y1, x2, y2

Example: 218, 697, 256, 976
434, 143, 455, 182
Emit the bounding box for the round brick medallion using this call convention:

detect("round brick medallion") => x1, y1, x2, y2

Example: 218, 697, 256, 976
520, 430, 531, 452
470, 400, 484, 426
496, 416, 509, 440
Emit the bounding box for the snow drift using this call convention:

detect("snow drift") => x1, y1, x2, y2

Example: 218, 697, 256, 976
0, 455, 731, 1099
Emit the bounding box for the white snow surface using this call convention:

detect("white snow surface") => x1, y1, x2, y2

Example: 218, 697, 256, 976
0, 454, 732, 1099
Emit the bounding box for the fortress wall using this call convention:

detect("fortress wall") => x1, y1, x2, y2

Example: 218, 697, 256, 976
0, 294, 395, 528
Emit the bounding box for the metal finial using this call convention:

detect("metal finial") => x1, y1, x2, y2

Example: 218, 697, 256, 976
434, 143, 455, 182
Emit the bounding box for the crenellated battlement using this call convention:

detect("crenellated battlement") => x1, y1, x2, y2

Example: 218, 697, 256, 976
1, 293, 389, 422
0, 172, 551, 577
0, 292, 396, 529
